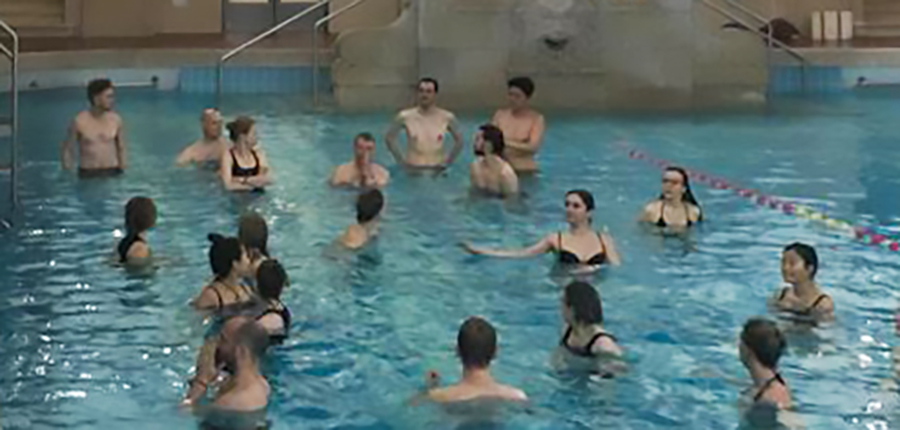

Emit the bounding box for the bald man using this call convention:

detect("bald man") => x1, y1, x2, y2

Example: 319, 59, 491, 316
176, 108, 229, 169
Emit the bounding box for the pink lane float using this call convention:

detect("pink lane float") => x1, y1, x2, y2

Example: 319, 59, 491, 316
620, 143, 900, 253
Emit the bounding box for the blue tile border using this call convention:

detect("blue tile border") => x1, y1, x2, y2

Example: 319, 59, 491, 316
770, 65, 900, 95
179, 66, 331, 94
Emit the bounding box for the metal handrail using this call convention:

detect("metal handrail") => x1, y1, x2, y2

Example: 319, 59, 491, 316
701, 0, 807, 91
312, 0, 374, 107
216, 0, 329, 104
0, 19, 19, 211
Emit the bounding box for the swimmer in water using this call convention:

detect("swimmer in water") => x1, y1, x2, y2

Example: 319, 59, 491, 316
640, 166, 702, 228
740, 318, 791, 410
490, 77, 545, 173
338, 189, 384, 250
238, 212, 269, 273
117, 197, 156, 265
560, 282, 622, 357
61, 79, 127, 177
176, 108, 229, 168
425, 317, 527, 403
463, 190, 622, 269
469, 124, 518, 198
330, 132, 390, 189
254, 259, 291, 345
385, 78, 464, 169
193, 234, 256, 312
771, 243, 834, 321
220, 116, 272, 192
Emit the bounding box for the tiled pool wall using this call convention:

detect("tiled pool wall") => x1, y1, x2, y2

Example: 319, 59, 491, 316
771, 65, 900, 95
1, 66, 332, 95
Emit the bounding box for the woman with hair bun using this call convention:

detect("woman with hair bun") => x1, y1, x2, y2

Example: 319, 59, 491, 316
192, 234, 256, 311
219, 116, 272, 192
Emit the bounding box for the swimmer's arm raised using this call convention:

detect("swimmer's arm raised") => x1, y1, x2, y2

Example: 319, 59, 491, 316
462, 234, 554, 258
384, 115, 406, 165
444, 115, 464, 165
115, 120, 128, 169
61, 121, 77, 170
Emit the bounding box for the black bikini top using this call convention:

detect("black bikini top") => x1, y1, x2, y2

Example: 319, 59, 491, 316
256, 301, 292, 345
117, 233, 144, 263
656, 201, 699, 228
557, 231, 607, 266
778, 288, 829, 315
230, 148, 260, 178
753, 373, 786, 403
560, 326, 616, 357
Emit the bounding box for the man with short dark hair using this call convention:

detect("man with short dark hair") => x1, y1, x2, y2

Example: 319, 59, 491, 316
470, 124, 518, 197
61, 78, 127, 177
176, 108, 229, 168
338, 189, 384, 249
425, 317, 527, 403
385, 78, 464, 169
330, 132, 390, 188
212, 320, 270, 412
491, 76, 545, 173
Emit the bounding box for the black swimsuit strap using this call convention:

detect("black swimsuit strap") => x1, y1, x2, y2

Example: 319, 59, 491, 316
211, 283, 225, 309
585, 331, 615, 353
807, 294, 828, 312
560, 326, 573, 346
753, 373, 786, 402
778, 287, 790, 301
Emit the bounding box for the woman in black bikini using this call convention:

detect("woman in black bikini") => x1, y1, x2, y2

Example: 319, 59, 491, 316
117, 196, 156, 265
772, 242, 834, 320
255, 259, 291, 345
219, 116, 272, 192
193, 234, 256, 312
560, 281, 621, 357
463, 190, 621, 268
639, 166, 702, 228
740, 318, 791, 409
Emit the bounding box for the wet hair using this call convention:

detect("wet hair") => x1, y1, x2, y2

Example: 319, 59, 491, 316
564, 282, 604, 325
201, 108, 221, 120
257, 259, 287, 301
238, 212, 268, 258
234, 318, 270, 359
478, 124, 506, 158
565, 190, 596, 212
741, 318, 786, 369
226, 116, 255, 142
208, 234, 244, 280
457, 317, 497, 369
87, 78, 113, 104
662, 167, 702, 214
418, 77, 439, 93
784, 242, 818, 279
355, 132, 375, 144
508, 77, 535, 98
357, 189, 384, 223
124, 197, 156, 234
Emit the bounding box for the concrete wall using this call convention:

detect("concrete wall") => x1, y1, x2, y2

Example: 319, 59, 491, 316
157, 0, 222, 34
329, 0, 401, 33
80, 0, 221, 37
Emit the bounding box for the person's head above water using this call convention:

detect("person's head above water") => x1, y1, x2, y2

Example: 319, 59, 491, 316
565, 190, 595, 226
781, 242, 818, 285
226, 116, 256, 147
474, 124, 505, 158
356, 189, 384, 224
740, 318, 785, 371
562, 281, 604, 327
507, 77, 535, 110
87, 78, 115, 111
660, 167, 701, 208
457, 317, 497, 370
417, 78, 439, 108
257, 259, 288, 302
208, 234, 251, 280
238, 212, 268, 258
201, 108, 224, 140
353, 133, 376, 163
125, 197, 156, 235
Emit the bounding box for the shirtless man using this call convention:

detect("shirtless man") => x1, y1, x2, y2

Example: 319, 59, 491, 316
491, 77, 545, 173
176, 108, 229, 168
424, 317, 528, 404
61, 79, 127, 177
385, 78, 464, 170
338, 189, 384, 250
329, 132, 390, 188
469, 124, 518, 197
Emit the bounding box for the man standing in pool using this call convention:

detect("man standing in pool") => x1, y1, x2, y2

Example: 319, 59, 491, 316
330, 132, 390, 188
61, 78, 127, 177
175, 108, 229, 169
385, 78, 464, 170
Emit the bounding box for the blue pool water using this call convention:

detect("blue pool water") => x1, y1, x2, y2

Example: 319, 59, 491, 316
2, 89, 900, 429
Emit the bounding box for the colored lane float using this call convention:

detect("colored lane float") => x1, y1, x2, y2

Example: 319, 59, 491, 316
618, 143, 900, 253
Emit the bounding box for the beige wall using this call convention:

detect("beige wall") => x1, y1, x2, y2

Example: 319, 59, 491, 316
329, 0, 401, 33
80, 0, 221, 37
158, 0, 221, 34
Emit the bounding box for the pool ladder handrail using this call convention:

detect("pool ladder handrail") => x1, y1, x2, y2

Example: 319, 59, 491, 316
0, 18, 19, 212
216, 0, 330, 105
701, 0, 808, 93
312, 0, 375, 107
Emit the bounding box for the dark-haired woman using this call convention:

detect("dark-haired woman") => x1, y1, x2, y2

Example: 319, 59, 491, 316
255, 260, 291, 344
239, 212, 269, 273
740, 318, 791, 409
772, 242, 834, 320
463, 190, 622, 268
220, 116, 272, 192
640, 167, 702, 228
117, 196, 156, 264
560, 282, 621, 357
193, 234, 256, 311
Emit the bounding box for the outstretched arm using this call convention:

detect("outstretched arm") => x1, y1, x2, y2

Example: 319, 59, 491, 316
462, 234, 554, 258
384, 114, 407, 164
444, 115, 464, 165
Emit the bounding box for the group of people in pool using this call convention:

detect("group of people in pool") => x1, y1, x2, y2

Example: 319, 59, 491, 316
67, 76, 835, 417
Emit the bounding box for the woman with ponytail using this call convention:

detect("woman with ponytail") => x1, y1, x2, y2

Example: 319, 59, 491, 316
640, 166, 702, 228
117, 197, 156, 264
219, 116, 272, 192
463, 189, 621, 268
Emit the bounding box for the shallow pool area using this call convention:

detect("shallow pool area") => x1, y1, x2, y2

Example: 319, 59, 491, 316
2, 88, 900, 429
